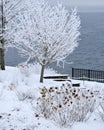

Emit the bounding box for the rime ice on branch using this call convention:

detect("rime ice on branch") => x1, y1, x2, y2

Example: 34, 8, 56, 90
12, 0, 81, 82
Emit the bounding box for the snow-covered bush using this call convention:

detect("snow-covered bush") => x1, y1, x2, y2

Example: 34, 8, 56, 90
15, 86, 36, 101
97, 88, 104, 121
99, 102, 104, 121
17, 62, 30, 77
36, 83, 99, 128
0, 85, 3, 98
18, 63, 57, 77
7, 83, 16, 91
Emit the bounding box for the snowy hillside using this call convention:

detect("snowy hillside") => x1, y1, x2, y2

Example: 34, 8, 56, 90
0, 64, 104, 130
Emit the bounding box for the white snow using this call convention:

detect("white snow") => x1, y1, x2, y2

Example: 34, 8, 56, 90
0, 65, 104, 130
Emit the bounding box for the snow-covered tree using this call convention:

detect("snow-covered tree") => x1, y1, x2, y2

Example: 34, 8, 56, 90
0, 0, 25, 70
12, 0, 81, 82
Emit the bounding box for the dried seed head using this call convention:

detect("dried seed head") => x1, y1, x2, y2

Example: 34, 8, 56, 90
56, 91, 60, 94
52, 89, 54, 92
42, 95, 46, 97
35, 114, 39, 117
64, 96, 67, 99
86, 96, 88, 99
69, 96, 72, 99
91, 92, 93, 95
72, 93, 75, 96
76, 94, 78, 97
59, 104, 62, 108
38, 123, 41, 125
70, 90, 72, 92
74, 89, 76, 93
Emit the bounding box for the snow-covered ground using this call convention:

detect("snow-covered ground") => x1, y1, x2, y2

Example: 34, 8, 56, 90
0, 65, 104, 130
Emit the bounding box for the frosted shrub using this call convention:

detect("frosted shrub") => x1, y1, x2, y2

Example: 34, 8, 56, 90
18, 62, 30, 77
18, 63, 57, 77
8, 83, 16, 90
0, 86, 3, 98
96, 89, 104, 121
36, 83, 99, 128
16, 86, 35, 101
18, 63, 41, 77
99, 102, 104, 121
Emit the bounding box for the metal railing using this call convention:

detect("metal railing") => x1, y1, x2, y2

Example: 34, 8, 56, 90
72, 68, 104, 83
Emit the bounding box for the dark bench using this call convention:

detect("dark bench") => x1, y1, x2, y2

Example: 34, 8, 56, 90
44, 75, 68, 79
72, 83, 80, 87
54, 79, 71, 82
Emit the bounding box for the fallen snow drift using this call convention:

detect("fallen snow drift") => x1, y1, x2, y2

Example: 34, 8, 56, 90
0, 65, 104, 130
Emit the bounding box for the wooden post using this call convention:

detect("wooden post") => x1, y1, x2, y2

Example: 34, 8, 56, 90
72, 68, 74, 78
88, 69, 90, 81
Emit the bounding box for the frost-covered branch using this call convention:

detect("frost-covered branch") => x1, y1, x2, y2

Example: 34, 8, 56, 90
0, 0, 25, 47
12, 0, 81, 82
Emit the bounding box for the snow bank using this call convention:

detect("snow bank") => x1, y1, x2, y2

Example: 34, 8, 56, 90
0, 65, 104, 130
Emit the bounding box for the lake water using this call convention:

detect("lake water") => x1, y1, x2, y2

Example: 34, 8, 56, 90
5, 12, 104, 76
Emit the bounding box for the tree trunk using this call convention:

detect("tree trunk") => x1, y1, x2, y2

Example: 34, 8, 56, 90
40, 65, 45, 83
0, 47, 5, 70
0, 0, 5, 70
